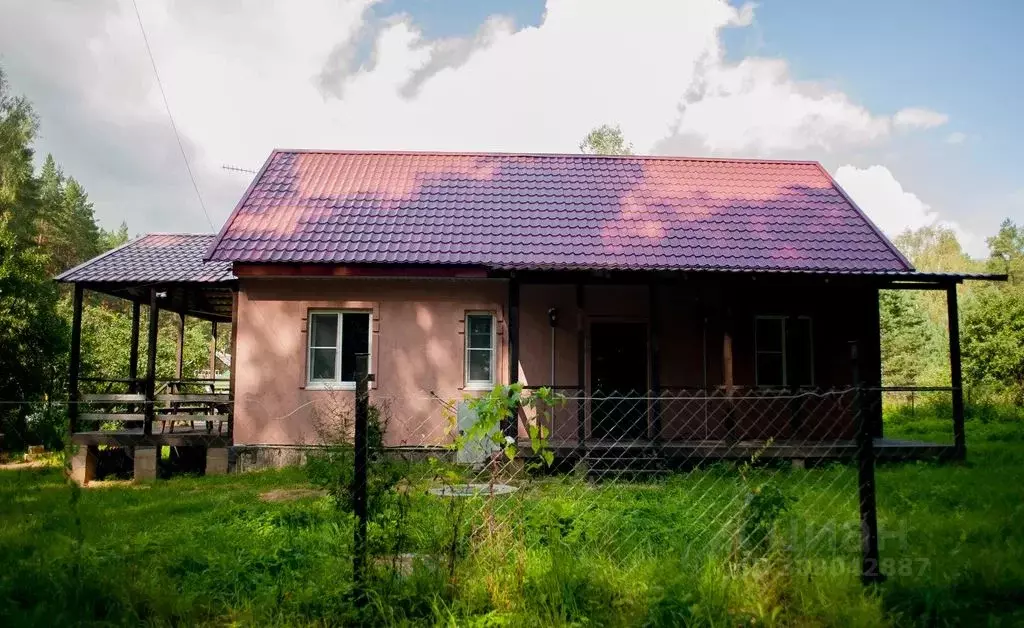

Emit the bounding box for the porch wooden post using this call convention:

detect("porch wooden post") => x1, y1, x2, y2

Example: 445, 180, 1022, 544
723, 308, 735, 441
175, 312, 186, 382
947, 284, 966, 460
129, 300, 141, 393
649, 282, 661, 440
209, 321, 218, 383
576, 283, 586, 449
227, 290, 239, 439
505, 277, 520, 438
865, 288, 884, 438
68, 284, 84, 435
143, 288, 159, 436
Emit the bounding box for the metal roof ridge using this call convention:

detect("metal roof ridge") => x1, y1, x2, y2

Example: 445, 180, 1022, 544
144, 232, 217, 237
269, 147, 824, 166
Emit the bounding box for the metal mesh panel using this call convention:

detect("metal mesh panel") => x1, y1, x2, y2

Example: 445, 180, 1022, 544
352, 388, 870, 593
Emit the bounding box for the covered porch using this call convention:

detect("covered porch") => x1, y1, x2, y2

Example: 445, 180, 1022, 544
56, 234, 236, 483
503, 269, 1003, 464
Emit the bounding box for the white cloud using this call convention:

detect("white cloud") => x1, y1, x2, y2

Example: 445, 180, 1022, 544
833, 164, 985, 256
944, 131, 967, 144
0, 0, 953, 234
893, 107, 949, 130
671, 58, 892, 154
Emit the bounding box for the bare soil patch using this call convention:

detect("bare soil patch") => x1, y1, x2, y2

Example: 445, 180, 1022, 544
259, 488, 327, 502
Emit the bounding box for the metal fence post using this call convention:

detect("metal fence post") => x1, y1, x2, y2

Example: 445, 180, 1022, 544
352, 353, 371, 610
850, 341, 885, 585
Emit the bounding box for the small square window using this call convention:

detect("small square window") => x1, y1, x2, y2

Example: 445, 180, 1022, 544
307, 311, 371, 387
465, 313, 495, 389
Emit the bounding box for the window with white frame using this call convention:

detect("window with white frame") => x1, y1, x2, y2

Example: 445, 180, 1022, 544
755, 316, 813, 388
464, 313, 495, 389
307, 310, 371, 387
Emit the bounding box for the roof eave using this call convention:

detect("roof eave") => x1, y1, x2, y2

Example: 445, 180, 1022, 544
54, 235, 148, 283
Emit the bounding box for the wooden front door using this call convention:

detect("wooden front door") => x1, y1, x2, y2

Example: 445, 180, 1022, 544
590, 322, 648, 440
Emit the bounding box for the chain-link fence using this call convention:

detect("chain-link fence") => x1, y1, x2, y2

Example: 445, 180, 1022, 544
339, 355, 901, 614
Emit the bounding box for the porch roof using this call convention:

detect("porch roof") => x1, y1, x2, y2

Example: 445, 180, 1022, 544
56, 233, 235, 322
57, 233, 234, 284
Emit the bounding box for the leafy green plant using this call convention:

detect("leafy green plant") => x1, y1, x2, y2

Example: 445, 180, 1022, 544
457, 384, 563, 467
307, 401, 390, 509
741, 483, 792, 556
735, 439, 795, 559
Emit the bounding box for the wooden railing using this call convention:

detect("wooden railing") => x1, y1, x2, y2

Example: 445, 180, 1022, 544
156, 378, 231, 435
74, 377, 232, 438
520, 386, 860, 445
77, 377, 146, 428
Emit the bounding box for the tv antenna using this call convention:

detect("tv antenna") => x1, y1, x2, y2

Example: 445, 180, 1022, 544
221, 164, 258, 175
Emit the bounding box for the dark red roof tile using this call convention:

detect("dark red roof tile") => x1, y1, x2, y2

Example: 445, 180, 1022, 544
205, 151, 912, 273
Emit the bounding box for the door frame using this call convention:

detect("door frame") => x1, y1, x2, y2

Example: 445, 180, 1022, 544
586, 317, 651, 440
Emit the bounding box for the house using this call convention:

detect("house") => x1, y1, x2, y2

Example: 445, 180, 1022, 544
58, 150, 1002, 482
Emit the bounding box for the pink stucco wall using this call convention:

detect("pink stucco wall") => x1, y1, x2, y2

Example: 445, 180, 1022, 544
234, 277, 878, 446
234, 277, 508, 446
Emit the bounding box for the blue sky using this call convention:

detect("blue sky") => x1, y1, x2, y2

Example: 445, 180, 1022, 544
726, 0, 1023, 245
369, 0, 546, 37
385, 0, 1022, 175
726, 1, 1023, 177
1, 0, 1019, 255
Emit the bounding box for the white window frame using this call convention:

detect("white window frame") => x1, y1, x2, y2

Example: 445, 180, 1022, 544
306, 310, 372, 390
754, 315, 814, 388
464, 312, 496, 391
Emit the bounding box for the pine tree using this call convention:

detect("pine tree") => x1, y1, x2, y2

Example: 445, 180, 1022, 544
35, 154, 67, 271
0, 69, 67, 447
62, 176, 101, 265
0, 69, 39, 246
879, 290, 933, 386
99, 221, 130, 251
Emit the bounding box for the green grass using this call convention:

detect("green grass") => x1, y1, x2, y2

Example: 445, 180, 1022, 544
1, 412, 1022, 626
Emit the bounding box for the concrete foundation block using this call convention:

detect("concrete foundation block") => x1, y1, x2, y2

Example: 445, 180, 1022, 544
206, 447, 229, 475
70, 445, 98, 485
791, 458, 806, 470
134, 446, 159, 481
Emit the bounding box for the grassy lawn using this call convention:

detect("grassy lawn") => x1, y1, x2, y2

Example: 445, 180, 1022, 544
1, 413, 1022, 626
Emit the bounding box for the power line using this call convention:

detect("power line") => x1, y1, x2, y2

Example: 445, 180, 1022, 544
130, 0, 215, 231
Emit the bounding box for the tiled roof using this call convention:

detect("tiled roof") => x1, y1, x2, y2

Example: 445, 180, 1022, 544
205, 150, 912, 273
57, 234, 234, 284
